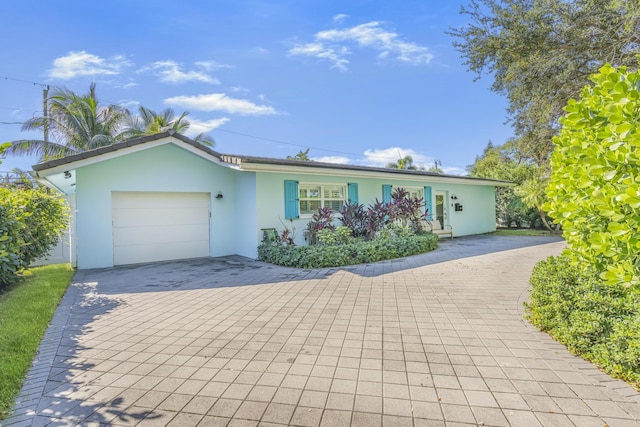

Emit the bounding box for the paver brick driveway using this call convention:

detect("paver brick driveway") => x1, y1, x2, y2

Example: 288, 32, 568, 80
6, 235, 640, 426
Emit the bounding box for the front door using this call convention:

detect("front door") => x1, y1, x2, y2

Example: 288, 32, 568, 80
435, 191, 447, 228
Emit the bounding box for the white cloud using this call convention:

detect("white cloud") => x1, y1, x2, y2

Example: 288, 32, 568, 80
317, 22, 433, 65
250, 47, 270, 55
194, 60, 234, 71
441, 166, 466, 176
362, 147, 432, 168
333, 14, 349, 23
164, 93, 278, 115
115, 81, 138, 89
118, 99, 141, 110
141, 60, 220, 84
313, 155, 351, 164
289, 21, 433, 70
185, 117, 230, 136
49, 51, 131, 79
288, 43, 350, 71
230, 86, 251, 94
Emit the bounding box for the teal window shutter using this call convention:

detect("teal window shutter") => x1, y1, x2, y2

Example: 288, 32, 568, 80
284, 180, 299, 219
424, 186, 432, 219
347, 183, 359, 204
382, 184, 392, 204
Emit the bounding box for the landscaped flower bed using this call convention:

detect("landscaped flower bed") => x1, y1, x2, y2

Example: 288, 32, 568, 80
258, 232, 438, 268
258, 187, 439, 268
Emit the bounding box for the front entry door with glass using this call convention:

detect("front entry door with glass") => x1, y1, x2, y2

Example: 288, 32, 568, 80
435, 191, 447, 228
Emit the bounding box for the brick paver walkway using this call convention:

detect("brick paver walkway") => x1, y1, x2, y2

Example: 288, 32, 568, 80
5, 235, 640, 426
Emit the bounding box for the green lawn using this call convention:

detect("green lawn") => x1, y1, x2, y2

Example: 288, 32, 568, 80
0, 264, 75, 420
493, 228, 556, 236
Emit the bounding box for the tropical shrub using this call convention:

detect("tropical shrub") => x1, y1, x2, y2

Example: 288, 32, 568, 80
0, 142, 10, 161
263, 186, 435, 268
339, 202, 368, 238
317, 226, 353, 246
348, 189, 426, 240
0, 188, 68, 285
365, 199, 390, 239
526, 255, 640, 385
545, 64, 640, 287
305, 207, 334, 245
529, 64, 640, 387
387, 187, 425, 233
258, 233, 438, 268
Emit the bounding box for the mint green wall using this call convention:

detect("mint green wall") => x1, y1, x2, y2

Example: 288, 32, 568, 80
234, 171, 258, 258
74, 145, 497, 266
75, 144, 238, 268
254, 172, 497, 248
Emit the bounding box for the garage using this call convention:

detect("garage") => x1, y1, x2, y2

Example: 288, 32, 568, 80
112, 192, 210, 265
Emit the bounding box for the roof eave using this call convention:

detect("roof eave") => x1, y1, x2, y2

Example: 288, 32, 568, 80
233, 157, 513, 187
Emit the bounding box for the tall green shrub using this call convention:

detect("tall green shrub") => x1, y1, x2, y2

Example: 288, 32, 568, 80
527, 256, 640, 385
545, 64, 640, 287
0, 188, 68, 285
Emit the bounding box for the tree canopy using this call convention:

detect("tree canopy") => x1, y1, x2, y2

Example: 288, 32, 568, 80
451, 0, 640, 166
286, 148, 311, 161
6, 84, 214, 162
7, 83, 129, 160
386, 155, 424, 170
545, 64, 640, 287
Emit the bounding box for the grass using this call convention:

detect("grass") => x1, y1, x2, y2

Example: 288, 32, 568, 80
493, 228, 556, 236
0, 264, 75, 420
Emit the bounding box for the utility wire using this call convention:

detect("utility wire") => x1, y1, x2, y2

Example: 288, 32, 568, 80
213, 127, 414, 161
0, 76, 440, 165
0, 75, 49, 89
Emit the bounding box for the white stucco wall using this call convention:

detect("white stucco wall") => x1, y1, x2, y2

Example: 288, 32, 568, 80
74, 143, 238, 269
254, 171, 498, 248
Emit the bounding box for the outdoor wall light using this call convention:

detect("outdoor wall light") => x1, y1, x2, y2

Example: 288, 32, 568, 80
64, 171, 71, 179
216, 191, 224, 200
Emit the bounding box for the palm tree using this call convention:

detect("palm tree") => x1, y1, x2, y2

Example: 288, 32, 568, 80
427, 159, 443, 174
386, 155, 418, 170
125, 106, 215, 147
7, 83, 130, 161
125, 106, 190, 135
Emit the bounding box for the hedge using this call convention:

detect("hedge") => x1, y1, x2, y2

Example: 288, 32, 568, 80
526, 255, 640, 386
0, 188, 68, 286
257, 233, 438, 268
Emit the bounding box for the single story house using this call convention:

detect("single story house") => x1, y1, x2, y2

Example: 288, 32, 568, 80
32, 131, 510, 269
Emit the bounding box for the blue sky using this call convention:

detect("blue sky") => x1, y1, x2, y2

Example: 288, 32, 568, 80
0, 0, 511, 175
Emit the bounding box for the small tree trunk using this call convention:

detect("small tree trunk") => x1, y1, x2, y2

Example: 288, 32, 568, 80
538, 208, 553, 232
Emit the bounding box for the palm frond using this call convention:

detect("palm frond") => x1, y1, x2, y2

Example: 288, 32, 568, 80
6, 139, 80, 160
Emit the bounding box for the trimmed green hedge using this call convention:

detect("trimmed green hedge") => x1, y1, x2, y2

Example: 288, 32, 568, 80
257, 233, 438, 268
0, 188, 68, 286
526, 255, 640, 386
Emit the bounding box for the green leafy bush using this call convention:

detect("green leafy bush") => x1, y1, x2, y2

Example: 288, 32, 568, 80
305, 207, 334, 245
0, 188, 69, 285
317, 226, 353, 245
258, 233, 438, 268
545, 64, 640, 286
526, 255, 640, 385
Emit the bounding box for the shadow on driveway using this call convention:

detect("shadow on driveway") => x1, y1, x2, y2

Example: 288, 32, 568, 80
85, 234, 564, 296
6, 234, 568, 426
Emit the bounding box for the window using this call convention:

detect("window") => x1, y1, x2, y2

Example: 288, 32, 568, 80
299, 184, 346, 215
405, 187, 424, 200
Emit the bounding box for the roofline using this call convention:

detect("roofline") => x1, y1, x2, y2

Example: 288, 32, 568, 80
32, 131, 223, 172
221, 154, 513, 186
31, 132, 513, 187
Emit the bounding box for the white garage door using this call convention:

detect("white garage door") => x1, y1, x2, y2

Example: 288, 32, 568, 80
112, 192, 210, 265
